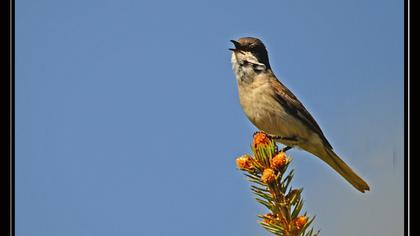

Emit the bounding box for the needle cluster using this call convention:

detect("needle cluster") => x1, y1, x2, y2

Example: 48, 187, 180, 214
236, 132, 319, 236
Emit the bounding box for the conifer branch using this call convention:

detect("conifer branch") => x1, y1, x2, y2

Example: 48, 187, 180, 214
236, 132, 320, 236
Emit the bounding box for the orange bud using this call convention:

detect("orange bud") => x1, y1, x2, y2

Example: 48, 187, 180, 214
236, 155, 253, 170
253, 132, 271, 149
261, 168, 276, 184
271, 152, 287, 170
294, 216, 307, 230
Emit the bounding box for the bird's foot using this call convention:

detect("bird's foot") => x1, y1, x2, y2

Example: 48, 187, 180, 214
281, 146, 293, 153
266, 134, 296, 152
252, 132, 296, 153
267, 135, 298, 142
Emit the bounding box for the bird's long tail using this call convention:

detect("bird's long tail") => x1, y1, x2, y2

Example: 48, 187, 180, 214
309, 146, 370, 193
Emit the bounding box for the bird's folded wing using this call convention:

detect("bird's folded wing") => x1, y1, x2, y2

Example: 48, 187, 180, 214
270, 79, 333, 149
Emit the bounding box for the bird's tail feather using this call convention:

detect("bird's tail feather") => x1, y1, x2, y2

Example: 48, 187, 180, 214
312, 147, 370, 193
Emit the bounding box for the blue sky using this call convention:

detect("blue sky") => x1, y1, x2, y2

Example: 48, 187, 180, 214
16, 0, 404, 235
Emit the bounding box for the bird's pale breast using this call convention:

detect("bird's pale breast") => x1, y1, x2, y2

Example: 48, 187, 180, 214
237, 78, 312, 146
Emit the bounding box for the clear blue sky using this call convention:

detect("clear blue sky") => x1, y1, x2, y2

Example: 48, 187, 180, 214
16, 0, 404, 235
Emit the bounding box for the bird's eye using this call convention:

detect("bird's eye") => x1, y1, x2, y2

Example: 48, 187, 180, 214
242, 60, 249, 66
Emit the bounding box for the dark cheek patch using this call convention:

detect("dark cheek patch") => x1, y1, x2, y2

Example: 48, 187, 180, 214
240, 60, 250, 66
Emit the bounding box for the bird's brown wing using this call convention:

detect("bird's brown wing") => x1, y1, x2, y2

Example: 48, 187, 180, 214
270, 78, 333, 149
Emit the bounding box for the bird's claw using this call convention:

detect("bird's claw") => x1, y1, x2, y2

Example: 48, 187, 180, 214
267, 135, 298, 142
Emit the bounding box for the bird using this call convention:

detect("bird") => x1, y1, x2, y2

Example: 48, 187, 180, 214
229, 37, 370, 193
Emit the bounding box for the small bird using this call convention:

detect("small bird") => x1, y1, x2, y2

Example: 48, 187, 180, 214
229, 37, 370, 193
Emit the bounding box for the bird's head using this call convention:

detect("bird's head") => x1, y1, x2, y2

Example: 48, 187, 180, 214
230, 37, 271, 72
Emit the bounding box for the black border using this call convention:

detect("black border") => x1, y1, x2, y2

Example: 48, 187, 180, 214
404, 0, 410, 235
9, 0, 15, 235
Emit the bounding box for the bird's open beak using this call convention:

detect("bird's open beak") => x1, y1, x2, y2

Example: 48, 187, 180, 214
229, 40, 241, 51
